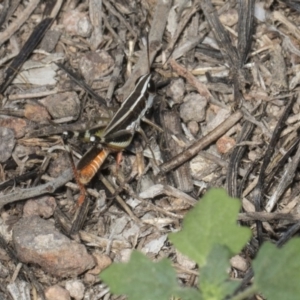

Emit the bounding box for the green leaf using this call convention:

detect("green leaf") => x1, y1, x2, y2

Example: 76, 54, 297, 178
169, 188, 251, 266
200, 244, 239, 300
253, 239, 300, 300
173, 287, 202, 300
100, 250, 179, 300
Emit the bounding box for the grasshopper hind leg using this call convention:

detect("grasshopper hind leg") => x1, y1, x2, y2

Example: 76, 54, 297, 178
69, 197, 90, 236
62, 132, 89, 234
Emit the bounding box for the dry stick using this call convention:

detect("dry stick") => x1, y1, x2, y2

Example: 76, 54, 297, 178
169, 58, 214, 103
117, 0, 172, 99
79, 230, 131, 250
237, 0, 255, 67
0, 0, 41, 47
238, 212, 300, 222
253, 96, 295, 245
0, 168, 73, 209
266, 140, 300, 212
160, 108, 194, 193
8, 89, 59, 100
159, 110, 243, 174
242, 135, 300, 198
226, 0, 255, 198
48, 0, 63, 18
201, 0, 239, 69
227, 120, 254, 198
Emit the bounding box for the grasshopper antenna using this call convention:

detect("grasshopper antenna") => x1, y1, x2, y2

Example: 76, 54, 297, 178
141, 28, 151, 75
146, 32, 151, 74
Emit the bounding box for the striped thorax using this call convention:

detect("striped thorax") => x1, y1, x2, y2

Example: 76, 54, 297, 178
71, 73, 156, 151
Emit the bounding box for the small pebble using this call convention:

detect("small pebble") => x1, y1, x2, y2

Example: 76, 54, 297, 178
176, 250, 196, 269
65, 280, 85, 300
180, 93, 207, 122
24, 103, 51, 124
83, 273, 96, 285
248, 150, 257, 162
230, 255, 248, 272
166, 78, 185, 104
219, 9, 238, 26
45, 285, 71, 300
39, 91, 80, 120
0, 127, 15, 163
0, 261, 9, 278
187, 120, 199, 136
23, 196, 57, 218
77, 16, 92, 37
89, 253, 112, 275
0, 117, 26, 138
40, 30, 62, 52
216, 136, 235, 154
79, 51, 114, 82
62, 10, 91, 37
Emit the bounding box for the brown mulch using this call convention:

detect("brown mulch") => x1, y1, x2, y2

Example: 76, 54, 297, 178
0, 0, 300, 299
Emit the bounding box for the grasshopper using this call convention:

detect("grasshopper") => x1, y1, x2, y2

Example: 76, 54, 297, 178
63, 70, 156, 233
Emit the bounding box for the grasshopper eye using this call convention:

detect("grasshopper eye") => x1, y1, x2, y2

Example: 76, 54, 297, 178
147, 79, 156, 94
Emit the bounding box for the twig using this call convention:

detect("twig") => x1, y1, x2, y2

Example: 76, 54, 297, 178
201, 0, 239, 69
160, 107, 194, 192
169, 58, 213, 103
48, 0, 63, 18
266, 140, 300, 212
0, 169, 73, 209
227, 120, 254, 198
237, 0, 255, 66
253, 96, 295, 245
139, 184, 197, 207
238, 211, 300, 222
79, 230, 131, 250
159, 110, 243, 174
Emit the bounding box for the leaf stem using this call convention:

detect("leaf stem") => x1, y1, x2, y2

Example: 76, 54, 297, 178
230, 285, 258, 300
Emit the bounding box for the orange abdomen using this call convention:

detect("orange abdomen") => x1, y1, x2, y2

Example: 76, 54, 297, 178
78, 148, 111, 184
